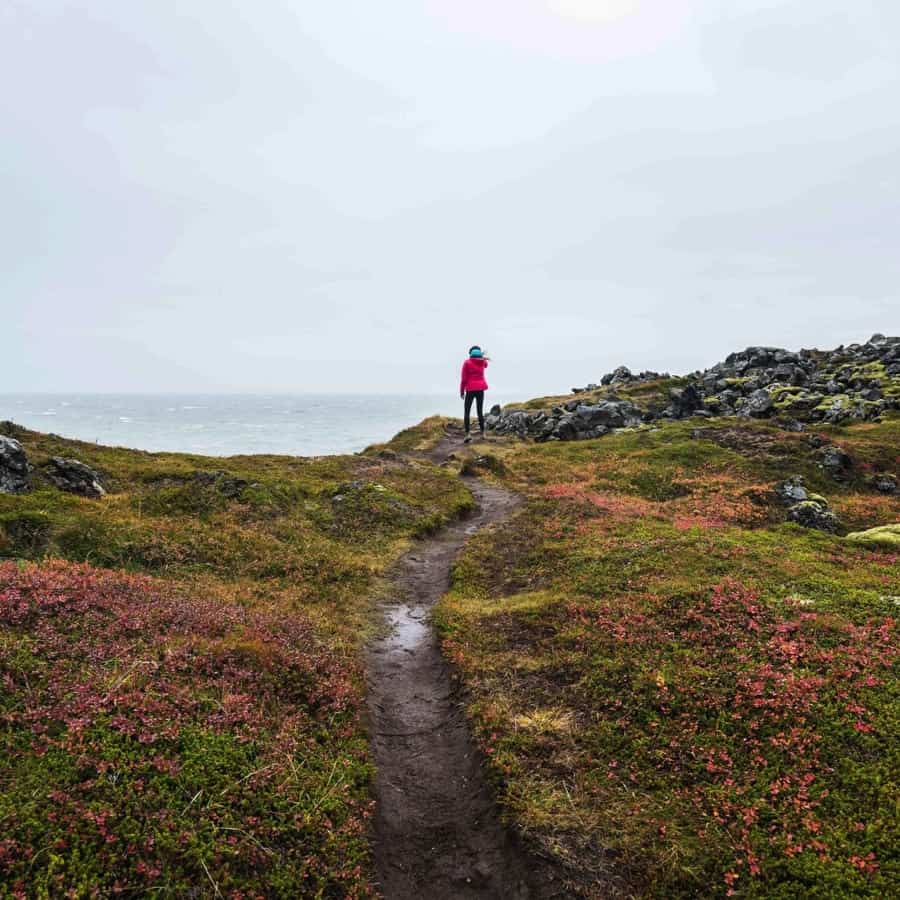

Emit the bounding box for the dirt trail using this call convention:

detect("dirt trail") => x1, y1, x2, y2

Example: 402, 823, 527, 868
367, 434, 558, 898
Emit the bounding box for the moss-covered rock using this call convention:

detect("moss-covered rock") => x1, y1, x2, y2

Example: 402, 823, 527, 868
845, 523, 900, 548
787, 499, 840, 532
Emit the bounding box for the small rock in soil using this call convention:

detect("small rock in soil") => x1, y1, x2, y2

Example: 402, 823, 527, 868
44, 457, 105, 497
0, 436, 32, 494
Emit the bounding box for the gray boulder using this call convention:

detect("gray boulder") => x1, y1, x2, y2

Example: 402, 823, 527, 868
669, 385, 703, 418
0, 436, 31, 494
742, 389, 774, 418
44, 457, 106, 498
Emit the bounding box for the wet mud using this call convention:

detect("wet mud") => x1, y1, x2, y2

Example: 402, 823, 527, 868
367, 437, 561, 898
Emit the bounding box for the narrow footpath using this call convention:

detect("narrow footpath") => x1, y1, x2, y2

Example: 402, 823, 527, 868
366, 437, 558, 899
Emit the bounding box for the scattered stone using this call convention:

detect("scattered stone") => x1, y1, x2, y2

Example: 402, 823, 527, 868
43, 457, 105, 498
873, 474, 898, 494
195, 470, 249, 498
573, 368, 667, 393
776, 476, 808, 504
818, 447, 852, 477
0, 436, 31, 494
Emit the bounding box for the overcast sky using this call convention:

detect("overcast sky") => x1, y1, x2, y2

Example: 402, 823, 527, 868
2, 1, 898, 396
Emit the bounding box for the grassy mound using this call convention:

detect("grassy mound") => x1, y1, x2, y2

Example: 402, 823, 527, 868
437, 415, 900, 898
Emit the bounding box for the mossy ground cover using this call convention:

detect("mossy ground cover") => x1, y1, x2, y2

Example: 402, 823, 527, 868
0, 424, 471, 896
436, 415, 900, 898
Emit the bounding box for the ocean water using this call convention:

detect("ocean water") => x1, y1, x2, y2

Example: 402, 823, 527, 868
0, 393, 516, 458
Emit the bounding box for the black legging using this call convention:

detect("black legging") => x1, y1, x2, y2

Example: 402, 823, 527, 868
464, 390, 485, 433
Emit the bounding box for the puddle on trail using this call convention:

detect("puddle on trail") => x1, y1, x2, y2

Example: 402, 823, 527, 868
385, 603, 430, 651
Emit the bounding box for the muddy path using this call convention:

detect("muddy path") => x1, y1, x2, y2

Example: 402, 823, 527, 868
366, 434, 559, 898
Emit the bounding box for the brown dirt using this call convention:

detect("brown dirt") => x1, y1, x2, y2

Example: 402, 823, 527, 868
366, 432, 565, 898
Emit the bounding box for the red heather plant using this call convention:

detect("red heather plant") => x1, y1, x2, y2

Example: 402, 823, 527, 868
0, 560, 372, 897
567, 579, 899, 895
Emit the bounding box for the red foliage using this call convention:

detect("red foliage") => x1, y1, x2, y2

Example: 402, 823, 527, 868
567, 579, 899, 883
0, 560, 367, 894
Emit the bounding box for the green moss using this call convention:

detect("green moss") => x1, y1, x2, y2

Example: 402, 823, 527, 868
851, 361, 887, 382
845, 523, 900, 548
816, 394, 850, 411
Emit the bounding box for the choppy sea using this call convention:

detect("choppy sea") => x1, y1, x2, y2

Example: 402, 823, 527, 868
0, 394, 516, 457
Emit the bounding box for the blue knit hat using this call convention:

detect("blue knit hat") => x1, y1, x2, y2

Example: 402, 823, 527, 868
469, 346, 483, 358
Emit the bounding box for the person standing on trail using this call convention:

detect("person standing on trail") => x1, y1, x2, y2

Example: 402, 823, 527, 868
460, 345, 489, 443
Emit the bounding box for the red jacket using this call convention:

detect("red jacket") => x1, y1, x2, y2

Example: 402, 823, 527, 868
460, 357, 489, 394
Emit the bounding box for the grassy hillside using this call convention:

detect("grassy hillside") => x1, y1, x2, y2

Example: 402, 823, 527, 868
0, 423, 470, 897
435, 414, 900, 898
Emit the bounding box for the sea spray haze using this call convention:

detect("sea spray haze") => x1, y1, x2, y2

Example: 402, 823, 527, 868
0, 394, 518, 458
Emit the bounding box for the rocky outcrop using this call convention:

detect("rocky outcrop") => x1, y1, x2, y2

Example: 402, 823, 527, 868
488, 334, 900, 443
817, 446, 852, 480
487, 399, 641, 443
43, 457, 106, 498
697, 335, 900, 424
0, 436, 31, 494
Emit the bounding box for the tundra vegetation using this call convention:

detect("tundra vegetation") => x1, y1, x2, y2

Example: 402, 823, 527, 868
0, 423, 471, 897
1, 335, 898, 898
432, 375, 899, 898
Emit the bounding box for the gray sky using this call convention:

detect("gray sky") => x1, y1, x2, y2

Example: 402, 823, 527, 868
3, 1, 898, 396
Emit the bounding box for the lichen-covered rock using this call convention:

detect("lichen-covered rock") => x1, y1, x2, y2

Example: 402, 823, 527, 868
845, 524, 900, 548
787, 500, 839, 533
43, 457, 105, 498
873, 474, 898, 494
489, 333, 898, 444
0, 436, 31, 494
